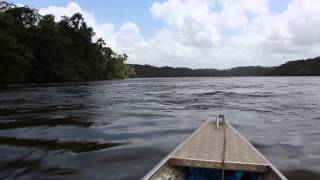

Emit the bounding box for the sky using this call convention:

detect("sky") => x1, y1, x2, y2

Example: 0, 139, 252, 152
10, 0, 320, 69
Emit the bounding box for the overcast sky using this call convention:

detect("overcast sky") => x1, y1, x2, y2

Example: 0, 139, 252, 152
11, 0, 320, 69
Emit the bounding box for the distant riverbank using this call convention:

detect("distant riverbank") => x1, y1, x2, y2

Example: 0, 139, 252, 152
132, 56, 320, 77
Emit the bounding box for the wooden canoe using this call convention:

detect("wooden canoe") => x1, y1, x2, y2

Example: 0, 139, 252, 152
142, 118, 287, 180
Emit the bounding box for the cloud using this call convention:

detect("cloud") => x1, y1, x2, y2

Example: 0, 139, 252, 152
39, 2, 94, 24
38, 0, 320, 68
39, 2, 114, 42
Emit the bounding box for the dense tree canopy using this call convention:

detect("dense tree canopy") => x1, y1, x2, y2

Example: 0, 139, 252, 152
0, 1, 135, 84
132, 56, 320, 77
131, 65, 274, 77
268, 57, 320, 76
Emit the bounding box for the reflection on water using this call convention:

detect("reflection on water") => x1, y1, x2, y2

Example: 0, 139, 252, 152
0, 77, 320, 179
0, 137, 125, 153
0, 156, 78, 179
0, 117, 93, 130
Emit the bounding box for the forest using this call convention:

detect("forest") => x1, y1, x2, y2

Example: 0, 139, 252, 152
131, 65, 273, 77
0, 1, 135, 84
132, 57, 320, 77
268, 57, 320, 76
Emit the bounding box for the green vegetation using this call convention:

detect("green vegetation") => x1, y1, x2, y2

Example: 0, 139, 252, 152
132, 57, 320, 77
132, 64, 274, 77
0, 1, 135, 84
268, 57, 320, 76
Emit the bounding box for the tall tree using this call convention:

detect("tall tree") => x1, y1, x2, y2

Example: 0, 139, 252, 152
0, 1, 135, 84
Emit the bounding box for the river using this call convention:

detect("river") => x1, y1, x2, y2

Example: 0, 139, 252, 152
0, 77, 320, 179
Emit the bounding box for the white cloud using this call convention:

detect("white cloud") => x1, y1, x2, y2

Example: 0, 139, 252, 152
39, 2, 95, 24
39, 2, 114, 43
38, 0, 320, 69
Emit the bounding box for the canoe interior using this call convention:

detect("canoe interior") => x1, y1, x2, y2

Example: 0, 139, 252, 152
147, 162, 283, 180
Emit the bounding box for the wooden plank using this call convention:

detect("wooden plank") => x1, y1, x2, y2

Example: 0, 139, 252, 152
170, 120, 268, 172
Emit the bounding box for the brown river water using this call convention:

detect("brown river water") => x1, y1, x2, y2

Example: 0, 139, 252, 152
0, 77, 320, 179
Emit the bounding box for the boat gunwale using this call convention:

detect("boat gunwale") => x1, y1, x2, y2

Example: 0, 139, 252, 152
227, 121, 288, 180
142, 119, 210, 180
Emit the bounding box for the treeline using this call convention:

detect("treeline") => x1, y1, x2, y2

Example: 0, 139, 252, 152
0, 1, 135, 84
268, 57, 320, 76
131, 65, 274, 77
132, 57, 320, 77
